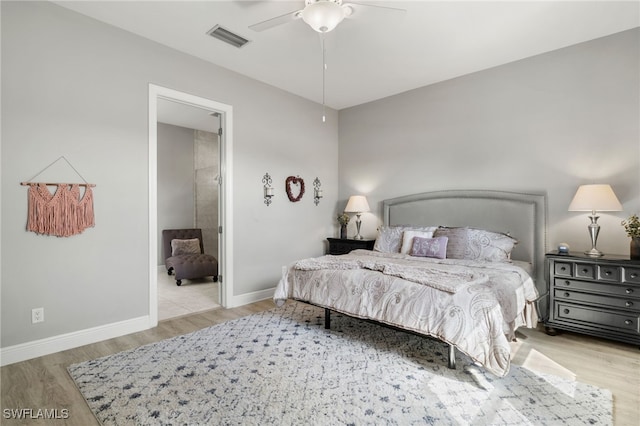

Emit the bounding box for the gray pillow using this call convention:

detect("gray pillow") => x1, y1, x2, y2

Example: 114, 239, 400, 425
433, 227, 468, 259
434, 227, 517, 262
374, 225, 437, 253
171, 238, 201, 256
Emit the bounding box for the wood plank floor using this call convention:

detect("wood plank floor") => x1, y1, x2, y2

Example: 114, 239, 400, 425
1, 300, 638, 425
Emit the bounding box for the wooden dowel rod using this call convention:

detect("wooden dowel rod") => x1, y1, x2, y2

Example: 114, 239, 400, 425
20, 182, 96, 187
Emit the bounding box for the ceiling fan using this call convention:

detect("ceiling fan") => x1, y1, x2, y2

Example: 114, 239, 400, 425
249, 0, 406, 33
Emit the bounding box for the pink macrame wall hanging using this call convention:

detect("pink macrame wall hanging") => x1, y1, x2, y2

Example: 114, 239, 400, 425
21, 156, 96, 237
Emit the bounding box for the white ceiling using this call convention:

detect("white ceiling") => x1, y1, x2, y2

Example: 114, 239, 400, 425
55, 1, 639, 110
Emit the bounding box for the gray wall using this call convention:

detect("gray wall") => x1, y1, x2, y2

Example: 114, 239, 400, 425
3, 1, 636, 356
156, 123, 219, 265
194, 129, 219, 261
1, 1, 338, 349
157, 122, 196, 265
338, 28, 640, 257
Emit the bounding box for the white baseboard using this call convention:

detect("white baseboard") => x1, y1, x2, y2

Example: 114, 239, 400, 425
0, 289, 275, 366
227, 287, 275, 308
0, 316, 150, 367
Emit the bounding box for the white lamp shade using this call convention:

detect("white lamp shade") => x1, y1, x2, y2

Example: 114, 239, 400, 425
568, 184, 622, 212
345, 195, 370, 213
301, 1, 345, 33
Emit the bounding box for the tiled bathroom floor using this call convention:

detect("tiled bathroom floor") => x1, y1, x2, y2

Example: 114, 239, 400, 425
158, 267, 221, 321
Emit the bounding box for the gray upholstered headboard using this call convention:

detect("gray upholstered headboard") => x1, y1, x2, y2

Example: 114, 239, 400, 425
383, 190, 548, 296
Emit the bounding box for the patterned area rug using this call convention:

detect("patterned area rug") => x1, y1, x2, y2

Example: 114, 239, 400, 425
68, 303, 612, 425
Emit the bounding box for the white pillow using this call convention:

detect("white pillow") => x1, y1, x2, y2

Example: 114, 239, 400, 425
400, 229, 436, 254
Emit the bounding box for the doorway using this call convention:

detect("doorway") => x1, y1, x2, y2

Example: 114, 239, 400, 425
148, 84, 234, 327
156, 106, 219, 320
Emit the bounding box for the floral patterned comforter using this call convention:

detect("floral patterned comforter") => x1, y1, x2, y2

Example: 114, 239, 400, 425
274, 250, 539, 377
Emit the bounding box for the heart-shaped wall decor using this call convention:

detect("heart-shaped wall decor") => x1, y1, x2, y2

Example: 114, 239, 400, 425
285, 176, 305, 202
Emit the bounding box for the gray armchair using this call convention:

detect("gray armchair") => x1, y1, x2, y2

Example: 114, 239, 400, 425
162, 228, 218, 286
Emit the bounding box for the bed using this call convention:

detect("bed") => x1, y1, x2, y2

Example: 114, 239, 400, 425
274, 190, 548, 377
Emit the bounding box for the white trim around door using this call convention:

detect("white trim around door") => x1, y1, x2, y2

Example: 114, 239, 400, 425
148, 84, 234, 327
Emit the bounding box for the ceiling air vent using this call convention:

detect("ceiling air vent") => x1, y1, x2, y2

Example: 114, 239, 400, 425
206, 25, 250, 48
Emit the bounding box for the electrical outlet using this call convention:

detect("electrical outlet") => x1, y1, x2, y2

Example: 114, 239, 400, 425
32, 308, 44, 324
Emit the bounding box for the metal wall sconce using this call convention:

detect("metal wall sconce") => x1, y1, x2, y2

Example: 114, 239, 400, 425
313, 177, 323, 206
263, 172, 274, 206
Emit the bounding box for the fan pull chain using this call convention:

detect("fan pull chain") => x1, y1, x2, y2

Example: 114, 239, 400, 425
321, 34, 326, 123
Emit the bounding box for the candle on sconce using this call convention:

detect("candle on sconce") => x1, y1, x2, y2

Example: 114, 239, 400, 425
312, 177, 322, 206
262, 172, 274, 206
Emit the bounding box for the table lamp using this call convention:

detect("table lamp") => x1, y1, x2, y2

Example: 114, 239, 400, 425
344, 195, 370, 240
568, 184, 622, 256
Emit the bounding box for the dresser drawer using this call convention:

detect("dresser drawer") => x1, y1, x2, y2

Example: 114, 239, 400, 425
598, 265, 621, 282
554, 262, 573, 277
326, 238, 375, 255
554, 302, 640, 336
554, 278, 640, 299
328, 242, 356, 255
546, 253, 640, 345
626, 267, 640, 284
574, 263, 595, 279
553, 288, 639, 312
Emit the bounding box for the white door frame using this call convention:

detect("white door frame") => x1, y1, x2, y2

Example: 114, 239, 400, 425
148, 84, 233, 327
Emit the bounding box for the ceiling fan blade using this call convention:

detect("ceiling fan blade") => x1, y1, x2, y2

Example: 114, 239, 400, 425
343, 2, 407, 19
249, 9, 303, 32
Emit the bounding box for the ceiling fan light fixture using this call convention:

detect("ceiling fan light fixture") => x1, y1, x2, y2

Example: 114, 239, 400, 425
302, 0, 345, 33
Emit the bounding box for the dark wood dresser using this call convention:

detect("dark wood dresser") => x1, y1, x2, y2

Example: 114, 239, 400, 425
327, 238, 375, 255
545, 251, 640, 345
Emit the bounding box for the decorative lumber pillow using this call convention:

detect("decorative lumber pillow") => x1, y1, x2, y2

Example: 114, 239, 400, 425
432, 227, 468, 259
374, 225, 437, 253
171, 238, 201, 256
410, 236, 448, 259
400, 229, 435, 254
433, 227, 517, 262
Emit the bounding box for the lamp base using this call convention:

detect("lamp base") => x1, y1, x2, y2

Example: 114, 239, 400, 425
584, 248, 604, 257
585, 214, 603, 257
354, 214, 363, 240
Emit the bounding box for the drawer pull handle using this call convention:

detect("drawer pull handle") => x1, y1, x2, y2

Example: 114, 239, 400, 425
581, 269, 588, 274
631, 273, 638, 279
564, 292, 570, 297
625, 301, 633, 307
605, 271, 612, 276
624, 320, 632, 326
564, 281, 571, 286
563, 309, 570, 315
626, 288, 634, 294
560, 267, 567, 271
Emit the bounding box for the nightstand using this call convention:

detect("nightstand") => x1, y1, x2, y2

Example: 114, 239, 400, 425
545, 251, 640, 345
326, 238, 375, 255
